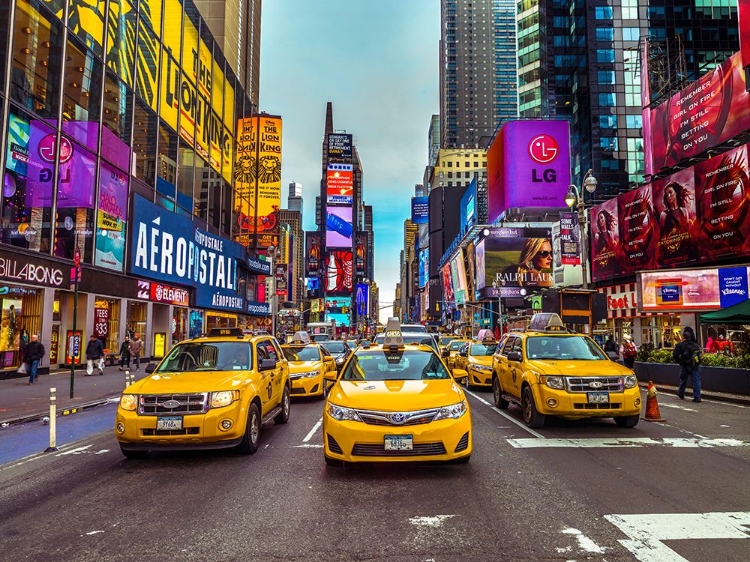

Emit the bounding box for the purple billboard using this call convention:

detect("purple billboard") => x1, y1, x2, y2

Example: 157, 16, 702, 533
487, 120, 571, 222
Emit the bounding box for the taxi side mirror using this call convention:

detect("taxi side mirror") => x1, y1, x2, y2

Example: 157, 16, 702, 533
324, 370, 338, 382
459, 350, 468, 357
507, 351, 522, 362
145, 363, 157, 374
452, 368, 468, 380
441, 349, 450, 358
259, 358, 277, 371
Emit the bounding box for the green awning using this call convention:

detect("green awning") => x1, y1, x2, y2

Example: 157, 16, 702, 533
700, 299, 750, 324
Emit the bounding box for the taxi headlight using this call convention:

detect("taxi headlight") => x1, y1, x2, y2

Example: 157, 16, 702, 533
300, 370, 319, 378
471, 364, 492, 372
327, 403, 362, 422
210, 390, 239, 409
119, 394, 137, 411
623, 375, 638, 389
542, 376, 565, 390
434, 400, 468, 420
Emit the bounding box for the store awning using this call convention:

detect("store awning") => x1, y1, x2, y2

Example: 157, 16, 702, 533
700, 299, 750, 324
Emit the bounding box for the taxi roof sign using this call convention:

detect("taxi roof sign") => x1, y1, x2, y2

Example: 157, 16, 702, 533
207, 327, 245, 337
527, 313, 568, 333
383, 317, 405, 348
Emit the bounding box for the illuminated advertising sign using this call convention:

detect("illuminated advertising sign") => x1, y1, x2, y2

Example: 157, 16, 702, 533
411, 196, 429, 224
558, 212, 580, 265
306, 232, 322, 276
450, 251, 468, 305
441, 262, 455, 305
235, 115, 283, 249
741, 1, 750, 69
136, 280, 190, 306
476, 228, 553, 297
94, 161, 129, 272
130, 195, 245, 312
325, 206, 353, 247
487, 120, 571, 222
589, 198, 621, 282
327, 134, 352, 161
325, 297, 351, 327
5, 112, 29, 176
460, 178, 476, 231
618, 183, 657, 271
326, 164, 353, 204
355, 283, 369, 317
418, 248, 429, 288
355, 231, 368, 276
653, 169, 699, 266
646, 52, 750, 175
323, 250, 353, 295
275, 263, 288, 297
638, 266, 750, 312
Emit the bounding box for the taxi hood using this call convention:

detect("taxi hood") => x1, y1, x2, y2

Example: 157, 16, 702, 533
288, 361, 323, 373
527, 359, 633, 377
329, 379, 464, 410
129, 370, 247, 393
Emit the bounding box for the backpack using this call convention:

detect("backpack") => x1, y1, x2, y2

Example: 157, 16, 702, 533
623, 342, 637, 358
686, 347, 702, 368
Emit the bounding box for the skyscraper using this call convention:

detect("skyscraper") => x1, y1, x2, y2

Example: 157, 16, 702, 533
288, 181, 303, 214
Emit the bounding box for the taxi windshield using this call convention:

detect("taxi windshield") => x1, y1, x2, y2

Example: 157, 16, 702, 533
526, 336, 607, 361
439, 336, 457, 346
341, 350, 451, 381
157, 342, 252, 372
282, 345, 321, 362
373, 333, 439, 352
448, 340, 466, 351
470, 343, 497, 356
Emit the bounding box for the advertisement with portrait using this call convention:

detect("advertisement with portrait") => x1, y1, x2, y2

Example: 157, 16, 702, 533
324, 250, 353, 296
325, 297, 351, 327
326, 164, 353, 204
306, 231, 322, 276
652, 169, 699, 267
441, 262, 455, 305
450, 250, 468, 305
327, 134, 352, 162
465, 241, 477, 300
476, 228, 553, 297
95, 161, 129, 271
355, 231, 368, 276
486, 120, 571, 223
645, 52, 750, 175
325, 206, 353, 247
589, 198, 621, 281
618, 183, 658, 273
234, 115, 282, 249
694, 144, 750, 262
411, 196, 429, 224
418, 248, 429, 288
0, 298, 22, 352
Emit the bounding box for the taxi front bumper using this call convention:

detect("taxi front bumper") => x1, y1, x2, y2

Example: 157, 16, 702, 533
467, 365, 492, 387
323, 412, 472, 463
532, 385, 642, 418
290, 372, 325, 397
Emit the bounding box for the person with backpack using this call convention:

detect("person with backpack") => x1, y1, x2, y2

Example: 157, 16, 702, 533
604, 335, 619, 359
620, 334, 638, 369
673, 326, 702, 402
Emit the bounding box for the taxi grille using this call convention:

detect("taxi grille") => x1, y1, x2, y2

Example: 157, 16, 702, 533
142, 427, 200, 436
574, 402, 622, 410
356, 408, 441, 426
139, 393, 208, 415
352, 442, 446, 457
454, 432, 470, 453
567, 377, 623, 393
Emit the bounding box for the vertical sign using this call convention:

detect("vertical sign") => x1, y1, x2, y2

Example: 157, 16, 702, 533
559, 212, 580, 265
93, 303, 110, 338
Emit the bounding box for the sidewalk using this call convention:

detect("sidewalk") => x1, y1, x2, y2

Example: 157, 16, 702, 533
0, 367, 149, 426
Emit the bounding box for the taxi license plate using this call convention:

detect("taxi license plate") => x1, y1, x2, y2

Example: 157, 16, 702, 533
156, 416, 183, 430
384, 435, 413, 451
587, 392, 609, 404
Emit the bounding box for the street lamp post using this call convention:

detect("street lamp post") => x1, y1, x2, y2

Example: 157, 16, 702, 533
267, 245, 281, 338
565, 169, 598, 290
492, 279, 503, 336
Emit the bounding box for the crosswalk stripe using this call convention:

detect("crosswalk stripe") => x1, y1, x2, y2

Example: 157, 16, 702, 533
507, 437, 749, 448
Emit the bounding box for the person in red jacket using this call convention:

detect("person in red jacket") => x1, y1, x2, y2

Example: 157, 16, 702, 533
710, 333, 735, 355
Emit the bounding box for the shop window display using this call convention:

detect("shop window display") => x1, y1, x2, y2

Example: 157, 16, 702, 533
127, 301, 147, 339
0, 289, 42, 369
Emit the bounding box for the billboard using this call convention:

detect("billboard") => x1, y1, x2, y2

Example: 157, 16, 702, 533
638, 266, 750, 312
411, 196, 429, 224
589, 197, 621, 281
645, 52, 750, 175
355, 283, 369, 317
94, 161, 129, 271
558, 212, 580, 265
450, 251, 468, 305
327, 164, 353, 204
325, 296, 351, 327
460, 178, 477, 232
234, 115, 282, 249
325, 206, 353, 247
327, 134, 352, 161
742, 1, 750, 69
441, 262, 455, 305
324, 249, 353, 295
355, 231, 368, 276
418, 248, 429, 288
487, 120, 571, 223
618, 183, 657, 272
306, 231, 322, 276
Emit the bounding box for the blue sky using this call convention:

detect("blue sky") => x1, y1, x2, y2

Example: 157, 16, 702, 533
259, 1, 440, 323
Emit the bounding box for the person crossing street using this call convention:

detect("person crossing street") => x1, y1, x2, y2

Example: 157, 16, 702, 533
118, 336, 131, 371
85, 334, 105, 376
128, 333, 144, 371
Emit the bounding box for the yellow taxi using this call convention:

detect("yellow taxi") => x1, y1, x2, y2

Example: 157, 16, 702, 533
115, 328, 291, 458
452, 338, 498, 389
491, 313, 641, 428
438, 335, 461, 354
441, 338, 471, 371
281, 343, 337, 399
322, 318, 472, 465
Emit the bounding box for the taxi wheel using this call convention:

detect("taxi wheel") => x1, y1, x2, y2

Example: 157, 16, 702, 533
522, 386, 545, 428
319, 382, 328, 400
492, 377, 509, 409
274, 386, 291, 424
236, 403, 261, 455
613, 414, 639, 428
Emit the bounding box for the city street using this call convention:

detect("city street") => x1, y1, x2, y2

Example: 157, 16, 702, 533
1, 388, 748, 561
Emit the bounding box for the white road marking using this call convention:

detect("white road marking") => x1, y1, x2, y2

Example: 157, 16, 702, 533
463, 388, 491, 405
408, 515, 455, 527
94, 449, 109, 455
605, 511, 750, 562
659, 403, 699, 412
83, 530, 105, 536
294, 444, 323, 449
508, 437, 749, 449
491, 407, 546, 439
56, 445, 92, 456
561, 527, 607, 554
303, 418, 322, 443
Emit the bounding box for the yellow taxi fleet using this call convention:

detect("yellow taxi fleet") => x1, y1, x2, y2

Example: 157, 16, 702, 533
452, 339, 498, 389
115, 328, 291, 458
491, 313, 641, 428
322, 318, 472, 465
281, 343, 337, 399
443, 338, 470, 371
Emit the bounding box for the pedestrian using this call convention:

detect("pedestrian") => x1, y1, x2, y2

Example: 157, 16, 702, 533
620, 335, 638, 369
24, 334, 45, 385
604, 334, 619, 358
128, 333, 143, 371
118, 335, 131, 371
673, 326, 702, 402
85, 334, 105, 376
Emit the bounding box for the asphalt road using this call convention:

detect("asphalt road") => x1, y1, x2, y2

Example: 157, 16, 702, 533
0, 388, 748, 562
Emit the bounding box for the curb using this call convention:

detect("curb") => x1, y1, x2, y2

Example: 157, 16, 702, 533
638, 382, 750, 407
0, 394, 121, 429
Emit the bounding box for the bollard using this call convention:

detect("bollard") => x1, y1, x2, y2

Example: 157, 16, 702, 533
125, 369, 131, 388
45, 387, 58, 452
130, 372, 135, 386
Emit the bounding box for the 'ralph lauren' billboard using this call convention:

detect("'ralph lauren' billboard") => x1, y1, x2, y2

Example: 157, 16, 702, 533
130, 195, 246, 312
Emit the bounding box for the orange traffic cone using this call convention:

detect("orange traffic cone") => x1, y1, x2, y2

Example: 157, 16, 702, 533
642, 381, 666, 422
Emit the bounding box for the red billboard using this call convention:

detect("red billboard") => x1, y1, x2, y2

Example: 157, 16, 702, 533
645, 52, 750, 175
652, 169, 699, 266
740, 2, 750, 69
589, 198, 621, 281
324, 250, 353, 295
326, 164, 353, 204
618, 184, 657, 272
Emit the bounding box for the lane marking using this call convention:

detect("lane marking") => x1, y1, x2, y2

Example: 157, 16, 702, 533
464, 388, 546, 438
507, 437, 749, 449
408, 515, 455, 527
303, 418, 322, 443
561, 527, 607, 554
659, 403, 699, 412
605, 511, 750, 562
463, 388, 491, 405
56, 445, 92, 456
294, 444, 323, 449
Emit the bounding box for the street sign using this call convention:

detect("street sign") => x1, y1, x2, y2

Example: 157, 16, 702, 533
68, 334, 80, 358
